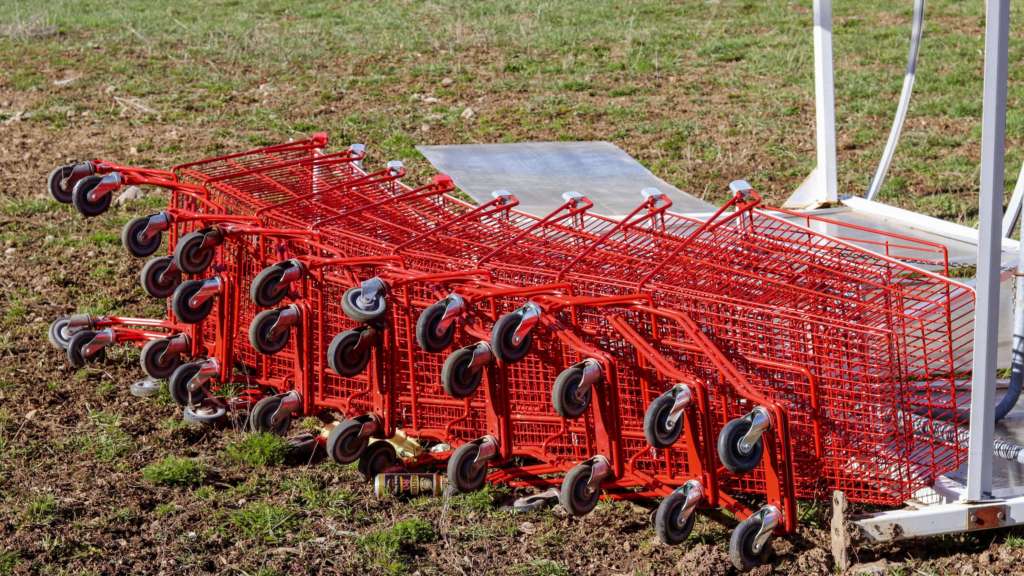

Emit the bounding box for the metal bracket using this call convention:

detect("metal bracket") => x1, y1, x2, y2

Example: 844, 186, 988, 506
752, 505, 781, 553
188, 357, 221, 392
469, 435, 500, 472
189, 277, 224, 309
357, 415, 381, 439
82, 328, 116, 357
491, 189, 513, 203
86, 172, 123, 202
158, 258, 181, 284
198, 228, 223, 250
468, 341, 493, 371
138, 211, 172, 243
584, 455, 612, 494
278, 259, 306, 286
664, 384, 693, 430
675, 479, 705, 526
267, 305, 301, 340
511, 301, 543, 346
270, 390, 302, 428
575, 359, 603, 400
738, 406, 772, 455
434, 294, 466, 337
353, 326, 378, 353
159, 333, 190, 363
67, 314, 94, 331
729, 179, 754, 199
357, 276, 386, 309
386, 160, 404, 176
69, 161, 96, 181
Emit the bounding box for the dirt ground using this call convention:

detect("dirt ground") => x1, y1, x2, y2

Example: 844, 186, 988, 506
4, 2, 1024, 575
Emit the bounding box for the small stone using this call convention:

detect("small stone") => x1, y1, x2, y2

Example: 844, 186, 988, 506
422, 96, 439, 104
441, 77, 454, 87
848, 559, 891, 576
460, 107, 475, 120
115, 186, 145, 206
4, 247, 15, 255
25, 409, 36, 420
129, 146, 138, 156
420, 124, 430, 133
518, 521, 536, 535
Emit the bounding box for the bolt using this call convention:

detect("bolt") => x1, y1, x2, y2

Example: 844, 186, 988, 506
970, 513, 981, 526
998, 511, 1007, 521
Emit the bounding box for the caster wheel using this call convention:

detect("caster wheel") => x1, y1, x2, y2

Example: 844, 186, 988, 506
285, 432, 319, 462
327, 329, 372, 377
250, 262, 294, 307
174, 230, 217, 275
729, 514, 772, 571
168, 361, 209, 407
654, 490, 698, 545
644, 393, 684, 449
551, 364, 592, 419
172, 280, 215, 324
559, 462, 601, 517
249, 309, 292, 355
121, 215, 163, 258
415, 301, 455, 353
446, 442, 488, 494
67, 330, 103, 368
140, 256, 182, 299
183, 404, 227, 425
490, 310, 533, 364
326, 418, 368, 464
440, 347, 484, 399
129, 377, 163, 398
341, 286, 387, 323
717, 416, 765, 474
47, 164, 81, 203
358, 441, 400, 480
249, 395, 292, 435
71, 175, 112, 218
48, 317, 75, 350
140, 338, 184, 380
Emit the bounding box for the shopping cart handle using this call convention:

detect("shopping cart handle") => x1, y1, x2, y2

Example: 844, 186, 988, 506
491, 189, 513, 201
641, 187, 664, 199
729, 179, 753, 195
561, 191, 586, 203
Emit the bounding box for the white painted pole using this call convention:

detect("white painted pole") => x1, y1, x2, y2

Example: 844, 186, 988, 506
966, 0, 1010, 502
813, 0, 839, 204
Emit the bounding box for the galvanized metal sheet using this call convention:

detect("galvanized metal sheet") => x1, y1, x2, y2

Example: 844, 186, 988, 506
417, 141, 715, 217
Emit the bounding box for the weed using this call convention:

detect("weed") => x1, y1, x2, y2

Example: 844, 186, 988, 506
511, 559, 570, 576
229, 502, 299, 544
142, 456, 206, 487
358, 518, 437, 575
225, 432, 288, 467
0, 551, 18, 576
25, 493, 57, 524
153, 503, 177, 517
77, 410, 133, 462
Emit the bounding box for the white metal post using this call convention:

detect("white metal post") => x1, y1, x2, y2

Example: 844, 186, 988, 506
813, 0, 839, 204
966, 0, 1010, 502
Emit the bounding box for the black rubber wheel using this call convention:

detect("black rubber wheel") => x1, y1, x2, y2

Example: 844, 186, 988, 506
48, 317, 74, 350
729, 514, 772, 571
67, 330, 103, 368
644, 392, 684, 449
654, 489, 698, 545
717, 416, 765, 474
551, 364, 592, 419
71, 175, 112, 218
327, 329, 372, 377
490, 310, 533, 364
47, 164, 78, 203
249, 395, 292, 435
140, 256, 182, 299
182, 404, 227, 425
174, 230, 217, 275
250, 262, 293, 307
446, 442, 488, 494
168, 361, 209, 407
440, 347, 484, 399
415, 301, 455, 353
121, 215, 163, 258
172, 280, 215, 324
248, 308, 291, 355
358, 441, 399, 481
559, 462, 601, 517
341, 286, 387, 323
140, 338, 184, 380
326, 418, 368, 464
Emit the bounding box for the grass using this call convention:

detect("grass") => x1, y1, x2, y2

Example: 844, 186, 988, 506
225, 432, 289, 467
358, 518, 437, 576
228, 502, 299, 544
511, 559, 571, 576
141, 455, 206, 487
76, 410, 133, 462
25, 494, 57, 525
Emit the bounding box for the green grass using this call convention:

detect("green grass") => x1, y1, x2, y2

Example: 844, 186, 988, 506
228, 501, 299, 544
77, 410, 133, 462
25, 493, 57, 524
141, 455, 206, 487
511, 559, 570, 576
225, 432, 288, 467
358, 518, 437, 576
